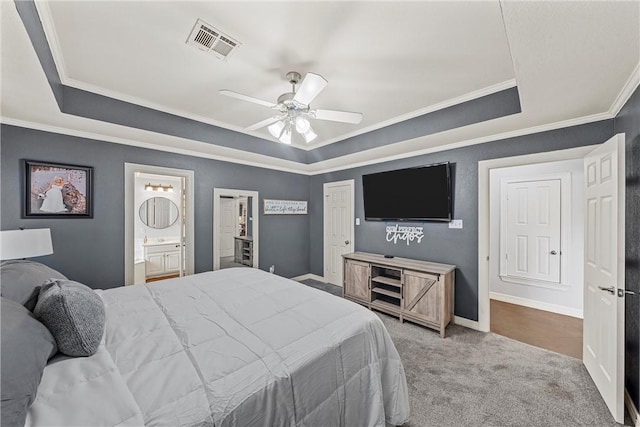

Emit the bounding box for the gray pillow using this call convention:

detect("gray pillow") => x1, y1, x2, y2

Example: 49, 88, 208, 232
0, 260, 67, 311
34, 279, 105, 357
1, 297, 57, 427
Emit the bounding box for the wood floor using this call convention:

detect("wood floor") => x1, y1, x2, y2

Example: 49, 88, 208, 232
490, 299, 583, 359
145, 274, 180, 283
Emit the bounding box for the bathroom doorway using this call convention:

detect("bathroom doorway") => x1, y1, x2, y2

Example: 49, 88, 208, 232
213, 188, 259, 270
124, 164, 194, 285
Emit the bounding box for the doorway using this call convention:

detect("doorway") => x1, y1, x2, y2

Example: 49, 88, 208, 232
124, 164, 195, 285
478, 136, 627, 423
213, 188, 259, 270
486, 160, 585, 357
323, 179, 355, 286
477, 146, 594, 331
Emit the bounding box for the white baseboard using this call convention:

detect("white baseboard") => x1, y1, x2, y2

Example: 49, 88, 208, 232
626, 388, 640, 427
490, 292, 583, 319
454, 316, 480, 331
291, 273, 338, 285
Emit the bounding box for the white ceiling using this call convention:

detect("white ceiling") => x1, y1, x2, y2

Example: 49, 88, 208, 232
1, 1, 639, 173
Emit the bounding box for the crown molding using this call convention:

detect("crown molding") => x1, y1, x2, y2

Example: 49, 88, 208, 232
308, 79, 518, 149
0, 117, 306, 175
34, 1, 68, 84
609, 61, 640, 116
2, 107, 612, 179
306, 112, 612, 175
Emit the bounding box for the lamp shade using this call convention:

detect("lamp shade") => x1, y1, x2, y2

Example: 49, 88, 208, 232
0, 229, 53, 260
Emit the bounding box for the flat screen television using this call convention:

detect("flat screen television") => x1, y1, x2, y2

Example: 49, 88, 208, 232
362, 162, 452, 221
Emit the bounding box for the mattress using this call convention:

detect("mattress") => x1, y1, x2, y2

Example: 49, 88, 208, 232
26, 267, 409, 426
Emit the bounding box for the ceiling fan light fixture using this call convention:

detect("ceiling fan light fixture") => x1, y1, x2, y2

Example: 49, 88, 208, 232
295, 116, 311, 133
224, 71, 363, 145
268, 120, 285, 138
279, 125, 292, 145
303, 127, 317, 143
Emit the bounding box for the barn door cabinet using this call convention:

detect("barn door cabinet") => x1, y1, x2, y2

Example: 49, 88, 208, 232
343, 252, 456, 337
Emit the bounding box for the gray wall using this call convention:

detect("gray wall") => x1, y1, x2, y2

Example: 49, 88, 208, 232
0, 124, 310, 289
614, 86, 640, 411
309, 120, 614, 321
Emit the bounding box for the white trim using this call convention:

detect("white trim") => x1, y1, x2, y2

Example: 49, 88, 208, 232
291, 273, 330, 283
323, 179, 355, 286
609, 62, 640, 117
34, 1, 68, 86
490, 291, 583, 319
616, 134, 627, 423
625, 388, 640, 427
477, 145, 595, 332
0, 118, 306, 175
1, 113, 612, 177
0, 106, 623, 178
453, 316, 480, 331
305, 112, 611, 175
213, 188, 259, 271
310, 79, 517, 149
124, 163, 194, 285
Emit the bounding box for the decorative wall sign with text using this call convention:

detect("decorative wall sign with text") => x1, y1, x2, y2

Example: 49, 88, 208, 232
385, 224, 424, 245
263, 199, 308, 215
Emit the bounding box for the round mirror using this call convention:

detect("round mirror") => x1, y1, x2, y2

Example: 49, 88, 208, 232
139, 197, 179, 229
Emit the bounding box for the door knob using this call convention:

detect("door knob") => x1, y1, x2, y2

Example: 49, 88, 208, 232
598, 286, 615, 295
345, 240, 350, 245
550, 250, 558, 255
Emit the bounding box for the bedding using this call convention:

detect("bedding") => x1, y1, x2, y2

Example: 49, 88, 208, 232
0, 260, 67, 311
1, 298, 57, 427
34, 279, 105, 356
26, 267, 410, 426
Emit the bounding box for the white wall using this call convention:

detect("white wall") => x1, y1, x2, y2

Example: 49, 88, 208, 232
489, 159, 584, 318
134, 173, 182, 259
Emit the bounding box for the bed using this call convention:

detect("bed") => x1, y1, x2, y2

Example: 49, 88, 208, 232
19, 267, 409, 426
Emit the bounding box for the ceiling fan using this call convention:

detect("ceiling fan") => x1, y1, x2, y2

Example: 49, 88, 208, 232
220, 71, 363, 144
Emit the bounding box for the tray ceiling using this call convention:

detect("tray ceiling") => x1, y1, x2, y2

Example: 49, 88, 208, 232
1, 1, 638, 173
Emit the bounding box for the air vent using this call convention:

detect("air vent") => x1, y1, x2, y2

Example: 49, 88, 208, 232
186, 19, 240, 61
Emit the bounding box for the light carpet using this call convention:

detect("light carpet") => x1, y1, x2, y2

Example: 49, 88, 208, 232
299, 279, 628, 426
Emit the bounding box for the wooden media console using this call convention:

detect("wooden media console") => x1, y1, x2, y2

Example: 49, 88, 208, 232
342, 252, 456, 337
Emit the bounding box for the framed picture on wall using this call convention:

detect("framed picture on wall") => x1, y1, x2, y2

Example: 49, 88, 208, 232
24, 160, 93, 218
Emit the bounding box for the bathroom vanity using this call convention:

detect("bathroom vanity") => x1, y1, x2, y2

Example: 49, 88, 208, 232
143, 241, 182, 279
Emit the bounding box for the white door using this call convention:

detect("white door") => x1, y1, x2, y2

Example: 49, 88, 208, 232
503, 179, 561, 283
583, 134, 625, 423
220, 198, 236, 257
324, 180, 354, 286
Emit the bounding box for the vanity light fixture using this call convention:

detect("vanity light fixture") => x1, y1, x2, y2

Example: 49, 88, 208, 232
144, 183, 174, 193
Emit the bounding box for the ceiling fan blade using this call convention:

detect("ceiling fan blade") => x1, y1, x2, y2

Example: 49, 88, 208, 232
246, 115, 285, 131
292, 73, 328, 106
219, 90, 276, 108
313, 109, 363, 124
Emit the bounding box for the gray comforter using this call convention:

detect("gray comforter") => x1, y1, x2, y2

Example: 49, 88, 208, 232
27, 268, 410, 426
